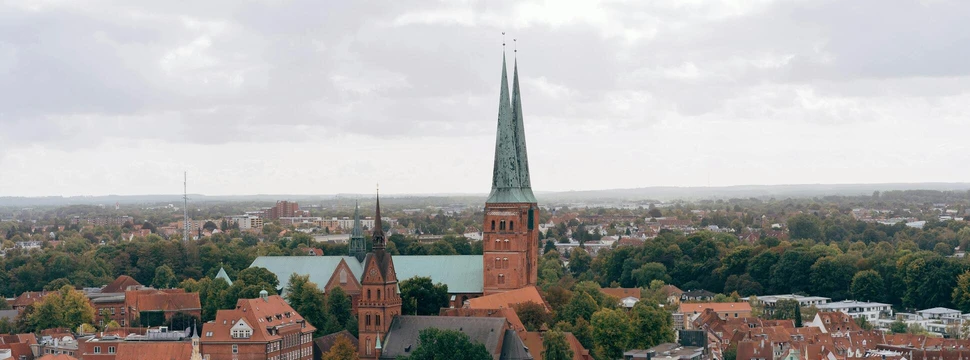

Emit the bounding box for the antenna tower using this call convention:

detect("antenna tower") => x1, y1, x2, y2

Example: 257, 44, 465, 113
183, 171, 190, 242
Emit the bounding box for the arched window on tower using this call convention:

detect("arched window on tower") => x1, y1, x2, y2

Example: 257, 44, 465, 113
494, 239, 500, 250
366, 338, 372, 355
366, 314, 371, 326
500, 220, 506, 230
509, 221, 514, 231
498, 274, 506, 285
504, 239, 510, 250
503, 257, 509, 269
491, 220, 495, 230
376, 315, 381, 327
367, 289, 371, 300
494, 257, 501, 269
377, 289, 381, 300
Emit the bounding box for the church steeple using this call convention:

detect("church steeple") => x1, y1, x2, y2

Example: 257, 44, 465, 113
487, 48, 536, 204
372, 191, 385, 250
349, 200, 367, 262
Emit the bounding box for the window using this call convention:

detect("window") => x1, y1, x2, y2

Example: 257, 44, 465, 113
206, 331, 213, 337
111, 308, 115, 315
500, 220, 506, 230
366, 314, 371, 326
376, 315, 381, 327
367, 289, 371, 300
509, 221, 514, 231
503, 258, 509, 269
377, 289, 381, 300
528, 209, 534, 230
232, 344, 238, 354
498, 274, 506, 285
108, 347, 115, 354
366, 339, 372, 355
94, 347, 101, 354
491, 220, 495, 230
494, 257, 500, 268
504, 239, 510, 250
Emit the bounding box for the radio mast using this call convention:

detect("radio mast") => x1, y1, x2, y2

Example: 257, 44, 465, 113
183, 171, 190, 242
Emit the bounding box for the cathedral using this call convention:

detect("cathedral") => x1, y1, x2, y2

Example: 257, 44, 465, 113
248, 49, 541, 359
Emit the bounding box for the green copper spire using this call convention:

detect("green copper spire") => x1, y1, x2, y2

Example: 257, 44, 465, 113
511, 58, 535, 202
487, 51, 536, 203
349, 200, 366, 262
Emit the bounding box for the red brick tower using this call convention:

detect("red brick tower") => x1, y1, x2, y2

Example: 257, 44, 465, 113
483, 51, 539, 295
358, 193, 401, 358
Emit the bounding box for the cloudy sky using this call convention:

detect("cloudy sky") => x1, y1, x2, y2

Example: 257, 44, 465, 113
1, 0, 968, 197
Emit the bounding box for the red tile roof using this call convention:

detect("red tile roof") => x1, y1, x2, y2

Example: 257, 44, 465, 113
465, 286, 548, 311
102, 275, 143, 293
11, 291, 51, 308
680, 302, 752, 314
126, 289, 200, 313
114, 342, 191, 360
599, 288, 640, 300
202, 295, 315, 344
37, 354, 78, 360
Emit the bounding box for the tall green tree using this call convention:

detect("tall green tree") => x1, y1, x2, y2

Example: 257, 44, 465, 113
29, 285, 95, 331
326, 287, 355, 336
851, 270, 885, 302
569, 248, 592, 277
400, 276, 449, 316
787, 214, 822, 240
152, 265, 178, 289
628, 301, 675, 349
556, 292, 599, 324
512, 301, 551, 332
402, 328, 492, 360
285, 274, 329, 336
591, 308, 632, 360
542, 330, 574, 360
952, 270, 970, 312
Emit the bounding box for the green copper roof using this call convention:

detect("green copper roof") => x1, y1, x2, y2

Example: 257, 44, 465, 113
487, 54, 536, 204
349, 201, 366, 262
215, 267, 233, 286
249, 255, 484, 294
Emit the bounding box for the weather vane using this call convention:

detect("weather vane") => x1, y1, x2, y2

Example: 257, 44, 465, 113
502, 32, 506, 50
514, 38, 517, 56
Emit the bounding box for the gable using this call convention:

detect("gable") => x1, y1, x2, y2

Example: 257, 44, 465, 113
325, 259, 362, 293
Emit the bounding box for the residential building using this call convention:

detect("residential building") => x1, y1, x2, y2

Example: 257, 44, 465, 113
124, 289, 200, 327
200, 291, 315, 360
264, 201, 309, 220
0, 333, 37, 360
805, 312, 862, 336
746, 294, 830, 317
624, 343, 704, 360
88, 275, 145, 328
916, 307, 962, 323
681, 289, 715, 302
222, 215, 263, 230
678, 302, 752, 329
816, 300, 892, 320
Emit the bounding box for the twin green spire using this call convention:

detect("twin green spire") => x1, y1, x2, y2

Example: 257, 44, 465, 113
487, 52, 536, 204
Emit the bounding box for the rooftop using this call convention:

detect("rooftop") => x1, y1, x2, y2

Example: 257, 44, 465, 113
817, 300, 891, 310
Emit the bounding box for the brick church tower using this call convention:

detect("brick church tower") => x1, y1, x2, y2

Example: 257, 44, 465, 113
483, 51, 539, 295
358, 193, 401, 358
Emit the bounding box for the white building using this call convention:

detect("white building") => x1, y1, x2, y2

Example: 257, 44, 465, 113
917, 307, 962, 324
745, 294, 830, 316
817, 300, 892, 320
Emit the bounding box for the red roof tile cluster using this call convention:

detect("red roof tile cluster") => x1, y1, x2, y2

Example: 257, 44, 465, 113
201, 294, 315, 344
11, 291, 51, 308
465, 286, 549, 311
126, 289, 200, 313
36, 354, 78, 360
102, 275, 143, 293
114, 342, 191, 360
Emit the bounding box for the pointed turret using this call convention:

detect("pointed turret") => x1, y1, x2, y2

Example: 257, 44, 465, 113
487, 50, 535, 204
511, 58, 535, 202
372, 192, 385, 250
349, 201, 367, 262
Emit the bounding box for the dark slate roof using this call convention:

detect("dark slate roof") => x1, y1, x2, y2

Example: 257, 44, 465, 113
683, 289, 715, 297
314, 330, 358, 355
380, 316, 507, 359
500, 329, 534, 360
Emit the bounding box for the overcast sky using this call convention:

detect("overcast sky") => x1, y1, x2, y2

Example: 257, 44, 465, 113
1, 0, 969, 197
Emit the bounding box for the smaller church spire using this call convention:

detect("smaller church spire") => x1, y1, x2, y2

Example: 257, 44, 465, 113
372, 189, 385, 250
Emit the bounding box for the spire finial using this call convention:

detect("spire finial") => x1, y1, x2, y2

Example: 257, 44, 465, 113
502, 32, 506, 51
513, 38, 517, 56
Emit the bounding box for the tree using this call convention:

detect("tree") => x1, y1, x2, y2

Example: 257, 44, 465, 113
152, 265, 178, 289
322, 334, 359, 360
591, 308, 632, 360
235, 266, 280, 291
402, 328, 492, 360
809, 256, 857, 300
284, 274, 329, 336
326, 287, 354, 335
103, 320, 120, 330
953, 270, 970, 312
513, 301, 551, 332
203, 221, 218, 232
568, 248, 592, 277
542, 330, 574, 360
544, 240, 557, 254
794, 304, 803, 327
771, 299, 799, 322
628, 301, 675, 349
724, 345, 737, 360
787, 214, 822, 240
44, 278, 72, 292
851, 270, 885, 303
855, 316, 874, 331
29, 285, 95, 331
890, 320, 908, 334
632, 262, 671, 287
556, 292, 599, 324
399, 276, 449, 316
165, 312, 201, 334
